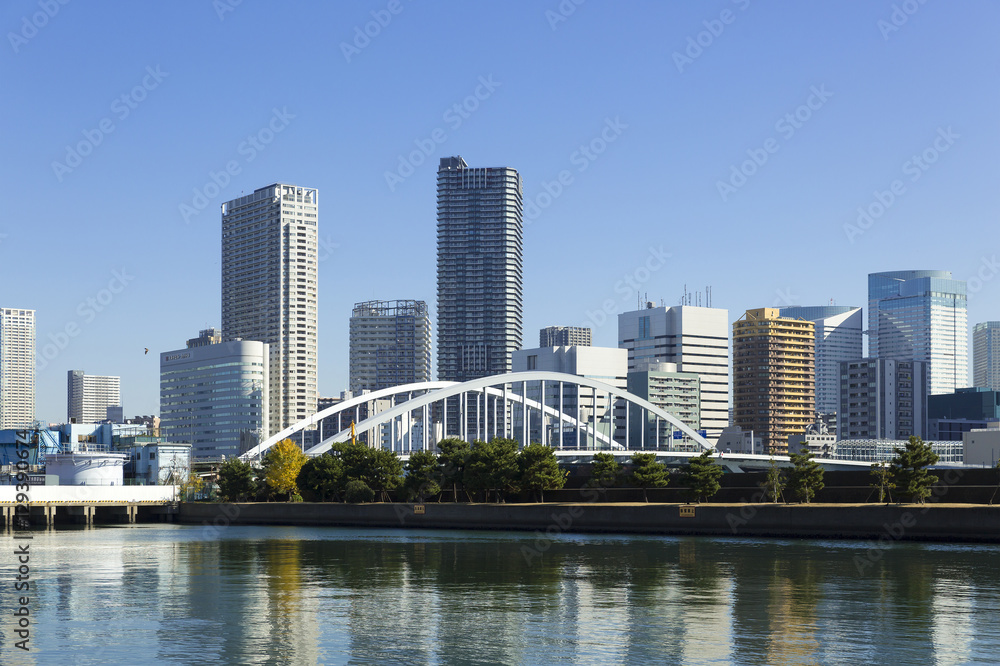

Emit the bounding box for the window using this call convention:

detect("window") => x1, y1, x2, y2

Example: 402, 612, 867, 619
527, 355, 537, 370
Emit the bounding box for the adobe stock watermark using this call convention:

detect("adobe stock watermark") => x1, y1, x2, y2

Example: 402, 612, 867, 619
384, 75, 501, 192
340, 0, 409, 63
965, 255, 1000, 302
545, 0, 585, 31
672, 0, 751, 73
581, 245, 671, 330
179, 107, 295, 224
213, 0, 242, 21
51, 66, 169, 183
877, 0, 930, 41
8, 0, 70, 54
34, 268, 134, 372
842, 126, 958, 244
524, 117, 627, 226
771, 286, 799, 308
717, 84, 833, 202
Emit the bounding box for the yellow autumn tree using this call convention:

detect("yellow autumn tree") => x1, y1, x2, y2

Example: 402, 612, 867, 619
263, 438, 308, 501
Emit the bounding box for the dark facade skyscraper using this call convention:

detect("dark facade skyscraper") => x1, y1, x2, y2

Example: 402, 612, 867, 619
436, 156, 523, 382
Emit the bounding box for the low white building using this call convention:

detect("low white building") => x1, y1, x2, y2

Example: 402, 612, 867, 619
128, 443, 192, 485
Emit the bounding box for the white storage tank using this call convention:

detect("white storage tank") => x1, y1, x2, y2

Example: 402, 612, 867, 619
45, 452, 128, 486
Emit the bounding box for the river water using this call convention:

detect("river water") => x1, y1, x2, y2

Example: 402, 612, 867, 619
2, 524, 998, 665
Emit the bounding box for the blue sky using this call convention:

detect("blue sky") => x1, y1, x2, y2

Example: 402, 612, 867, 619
2, 1, 997, 424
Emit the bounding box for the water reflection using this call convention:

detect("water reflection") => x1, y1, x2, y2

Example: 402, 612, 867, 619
10, 527, 1000, 665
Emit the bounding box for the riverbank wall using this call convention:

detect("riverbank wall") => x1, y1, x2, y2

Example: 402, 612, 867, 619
179, 501, 1000, 543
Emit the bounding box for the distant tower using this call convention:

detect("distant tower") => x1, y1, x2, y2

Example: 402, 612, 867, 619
780, 306, 862, 414
973, 322, 1000, 390
436, 156, 523, 382
222, 183, 318, 435
67, 371, 121, 424
350, 300, 431, 393
733, 308, 815, 454
868, 270, 967, 394
0, 308, 35, 429
539, 326, 591, 347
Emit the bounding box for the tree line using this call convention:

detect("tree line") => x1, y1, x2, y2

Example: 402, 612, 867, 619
212, 434, 944, 504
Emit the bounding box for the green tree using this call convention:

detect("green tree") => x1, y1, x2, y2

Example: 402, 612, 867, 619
759, 458, 786, 503
788, 447, 825, 503
263, 438, 308, 501
403, 450, 442, 502
437, 438, 471, 501
870, 461, 895, 504
465, 438, 520, 503
890, 436, 939, 503
365, 448, 404, 502
296, 453, 345, 502
217, 457, 256, 502
517, 443, 567, 502
629, 452, 670, 503
681, 450, 724, 503
344, 479, 375, 503
588, 452, 621, 489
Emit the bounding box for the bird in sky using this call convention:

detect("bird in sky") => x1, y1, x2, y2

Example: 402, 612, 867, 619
144, 348, 149, 355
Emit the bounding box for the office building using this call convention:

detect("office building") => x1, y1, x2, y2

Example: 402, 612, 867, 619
349, 300, 431, 394
222, 183, 318, 434
928, 387, 1000, 441
618, 304, 729, 438
733, 308, 815, 454
67, 371, 121, 424
436, 156, 523, 383
0, 308, 35, 429
973, 322, 1000, 390
627, 361, 701, 449
868, 270, 967, 394
780, 306, 862, 415
837, 359, 927, 440
540, 326, 591, 348
160, 330, 269, 459
512, 346, 627, 447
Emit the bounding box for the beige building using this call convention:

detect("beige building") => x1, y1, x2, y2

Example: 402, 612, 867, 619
733, 308, 815, 454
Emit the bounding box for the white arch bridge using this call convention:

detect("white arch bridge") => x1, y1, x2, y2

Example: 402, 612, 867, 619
239, 371, 875, 472
241, 371, 713, 462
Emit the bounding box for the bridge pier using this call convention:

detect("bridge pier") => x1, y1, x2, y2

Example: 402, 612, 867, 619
1, 505, 11, 530
66, 505, 96, 525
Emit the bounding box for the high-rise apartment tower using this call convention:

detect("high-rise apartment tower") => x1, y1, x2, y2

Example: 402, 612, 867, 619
349, 300, 431, 394
780, 306, 862, 415
67, 370, 121, 424
436, 156, 523, 382
973, 322, 1000, 391
0, 308, 35, 429
733, 308, 815, 454
222, 183, 318, 435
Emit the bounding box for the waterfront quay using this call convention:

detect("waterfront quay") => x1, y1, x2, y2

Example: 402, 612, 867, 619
180, 501, 1000, 544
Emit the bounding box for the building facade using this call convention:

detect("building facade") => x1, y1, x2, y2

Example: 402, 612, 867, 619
928, 387, 1000, 440
780, 305, 862, 415
733, 308, 815, 454
349, 300, 431, 394
973, 321, 1000, 390
838, 359, 927, 440
512, 346, 627, 448
539, 326, 591, 348
618, 305, 729, 438
160, 332, 269, 459
868, 270, 967, 395
0, 308, 35, 429
626, 361, 701, 450
67, 371, 121, 424
222, 183, 318, 434
436, 156, 523, 383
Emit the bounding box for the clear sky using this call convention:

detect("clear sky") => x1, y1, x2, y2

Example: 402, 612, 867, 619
2, 1, 997, 424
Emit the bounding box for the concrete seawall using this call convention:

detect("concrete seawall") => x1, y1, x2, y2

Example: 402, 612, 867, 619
179, 502, 1000, 543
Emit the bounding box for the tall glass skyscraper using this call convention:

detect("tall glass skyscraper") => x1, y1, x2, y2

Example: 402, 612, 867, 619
868, 270, 967, 395
973, 321, 1000, 390
436, 156, 523, 382
222, 183, 318, 435
780, 305, 863, 415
